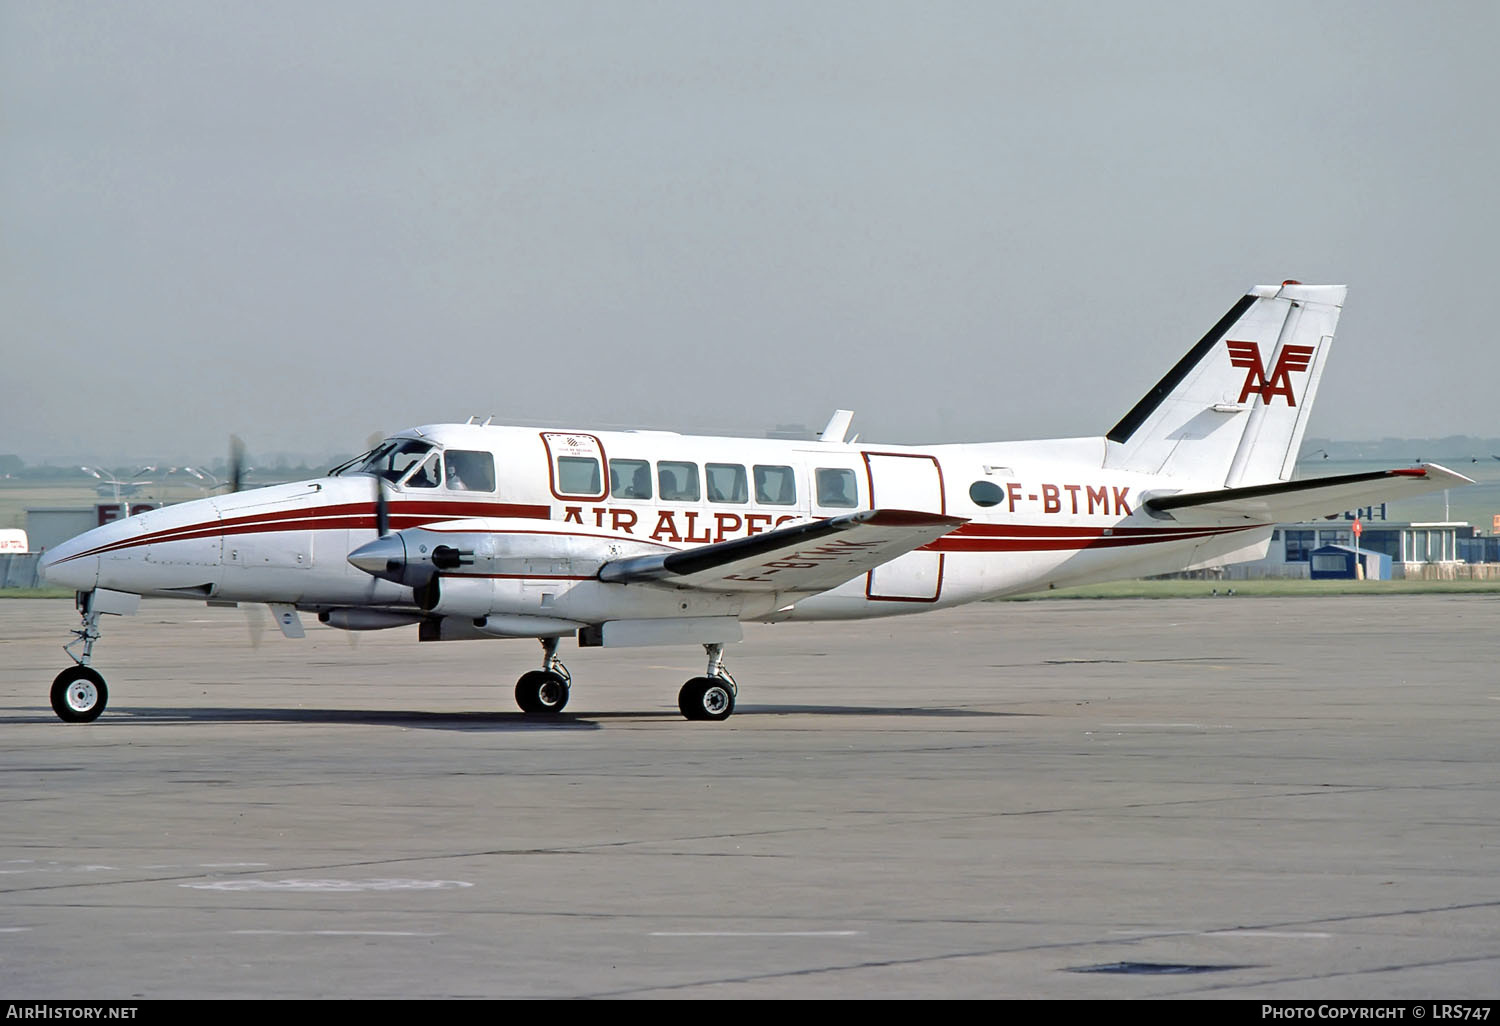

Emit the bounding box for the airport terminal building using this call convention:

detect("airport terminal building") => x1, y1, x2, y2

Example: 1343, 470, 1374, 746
1223, 504, 1492, 580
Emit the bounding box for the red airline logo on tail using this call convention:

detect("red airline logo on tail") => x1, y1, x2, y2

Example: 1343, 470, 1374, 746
1226, 341, 1316, 406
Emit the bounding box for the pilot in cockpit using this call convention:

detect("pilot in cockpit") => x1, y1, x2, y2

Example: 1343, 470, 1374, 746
407, 454, 441, 489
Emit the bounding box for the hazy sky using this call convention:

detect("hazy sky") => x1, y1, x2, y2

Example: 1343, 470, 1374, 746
3, 0, 1496, 464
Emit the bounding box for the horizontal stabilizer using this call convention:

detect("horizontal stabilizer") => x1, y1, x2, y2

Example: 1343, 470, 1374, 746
1144, 464, 1473, 523
598, 509, 966, 593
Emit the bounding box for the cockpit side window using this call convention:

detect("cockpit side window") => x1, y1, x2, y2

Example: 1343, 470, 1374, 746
354, 439, 434, 482
445, 450, 496, 492
404, 453, 442, 489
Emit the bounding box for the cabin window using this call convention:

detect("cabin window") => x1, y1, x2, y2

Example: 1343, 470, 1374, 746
445, 450, 495, 492
658, 461, 700, 502
404, 453, 443, 489
754, 465, 797, 506
705, 463, 748, 504
609, 459, 653, 500
816, 468, 858, 508
557, 456, 601, 496
969, 481, 1004, 507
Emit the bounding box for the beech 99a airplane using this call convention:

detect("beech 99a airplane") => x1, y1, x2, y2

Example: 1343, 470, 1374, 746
39, 283, 1469, 723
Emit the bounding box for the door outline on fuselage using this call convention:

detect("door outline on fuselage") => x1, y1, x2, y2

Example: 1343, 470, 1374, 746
862, 451, 946, 602
541, 432, 610, 503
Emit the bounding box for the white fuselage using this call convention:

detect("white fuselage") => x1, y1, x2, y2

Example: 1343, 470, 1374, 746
40, 423, 1269, 627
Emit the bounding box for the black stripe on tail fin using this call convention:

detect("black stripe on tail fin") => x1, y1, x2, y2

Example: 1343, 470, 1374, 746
1106, 294, 1256, 444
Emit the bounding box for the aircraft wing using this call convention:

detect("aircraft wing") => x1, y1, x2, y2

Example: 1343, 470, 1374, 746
598, 509, 967, 593
1144, 464, 1473, 523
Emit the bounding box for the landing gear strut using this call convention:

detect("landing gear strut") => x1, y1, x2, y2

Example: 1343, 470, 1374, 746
52, 594, 108, 723
678, 643, 737, 722
515, 636, 571, 714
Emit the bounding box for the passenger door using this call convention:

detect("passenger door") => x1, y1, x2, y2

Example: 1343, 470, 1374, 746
863, 452, 945, 602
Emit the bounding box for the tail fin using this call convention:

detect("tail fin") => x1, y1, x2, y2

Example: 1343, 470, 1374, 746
1103, 282, 1345, 485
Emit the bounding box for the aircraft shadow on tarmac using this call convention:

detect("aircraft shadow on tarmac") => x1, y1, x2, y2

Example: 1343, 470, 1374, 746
0, 704, 1035, 730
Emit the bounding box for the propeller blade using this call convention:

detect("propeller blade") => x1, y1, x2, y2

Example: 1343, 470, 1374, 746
374, 478, 390, 537
229, 436, 246, 493
243, 602, 267, 649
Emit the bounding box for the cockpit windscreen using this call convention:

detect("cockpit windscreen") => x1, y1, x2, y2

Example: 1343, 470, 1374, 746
343, 439, 435, 482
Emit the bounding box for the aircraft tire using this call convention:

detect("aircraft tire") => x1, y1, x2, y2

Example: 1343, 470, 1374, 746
678, 677, 734, 722
51, 666, 108, 723
515, 670, 569, 715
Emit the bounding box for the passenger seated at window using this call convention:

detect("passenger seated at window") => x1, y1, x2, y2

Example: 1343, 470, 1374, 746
609, 460, 652, 500
816, 468, 857, 508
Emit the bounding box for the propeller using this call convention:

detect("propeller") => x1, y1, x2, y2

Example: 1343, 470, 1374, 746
229, 435, 246, 493
244, 601, 267, 650
373, 477, 390, 537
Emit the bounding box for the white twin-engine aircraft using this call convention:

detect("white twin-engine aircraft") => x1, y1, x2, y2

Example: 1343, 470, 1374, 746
40, 283, 1468, 723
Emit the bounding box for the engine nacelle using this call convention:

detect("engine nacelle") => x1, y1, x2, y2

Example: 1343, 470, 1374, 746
349, 517, 671, 619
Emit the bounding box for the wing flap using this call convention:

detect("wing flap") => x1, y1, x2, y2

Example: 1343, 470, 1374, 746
598, 509, 967, 593
1144, 464, 1473, 523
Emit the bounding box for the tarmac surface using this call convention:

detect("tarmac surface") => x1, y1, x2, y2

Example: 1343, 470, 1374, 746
0, 594, 1496, 1000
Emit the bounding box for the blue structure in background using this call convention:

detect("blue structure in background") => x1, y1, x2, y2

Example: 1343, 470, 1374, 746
1308, 544, 1392, 581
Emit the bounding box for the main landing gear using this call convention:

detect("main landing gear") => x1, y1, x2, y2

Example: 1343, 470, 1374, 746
678, 643, 737, 722
514, 636, 571, 714
511, 639, 739, 722
52, 596, 108, 723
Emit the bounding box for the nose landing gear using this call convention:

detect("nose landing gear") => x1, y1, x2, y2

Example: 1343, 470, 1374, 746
49, 591, 125, 723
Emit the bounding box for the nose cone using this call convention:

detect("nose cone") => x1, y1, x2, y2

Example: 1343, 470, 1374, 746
348, 534, 407, 580
39, 541, 100, 592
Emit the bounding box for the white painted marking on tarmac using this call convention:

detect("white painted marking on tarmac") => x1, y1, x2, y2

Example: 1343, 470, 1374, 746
199, 862, 269, 868
1104, 722, 1209, 728
1202, 930, 1332, 938
1102, 723, 1236, 729
649, 930, 863, 937
232, 930, 443, 937
0, 927, 32, 933
182, 878, 474, 892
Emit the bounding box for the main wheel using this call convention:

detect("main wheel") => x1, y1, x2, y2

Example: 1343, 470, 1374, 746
51, 666, 108, 723
515, 669, 570, 714
678, 676, 735, 722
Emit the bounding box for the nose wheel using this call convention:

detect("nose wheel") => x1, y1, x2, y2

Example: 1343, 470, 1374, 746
678, 644, 737, 721
515, 637, 571, 714
51, 666, 108, 723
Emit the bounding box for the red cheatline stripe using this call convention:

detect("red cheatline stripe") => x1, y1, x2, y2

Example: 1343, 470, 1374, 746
56, 506, 1266, 564
52, 502, 551, 564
